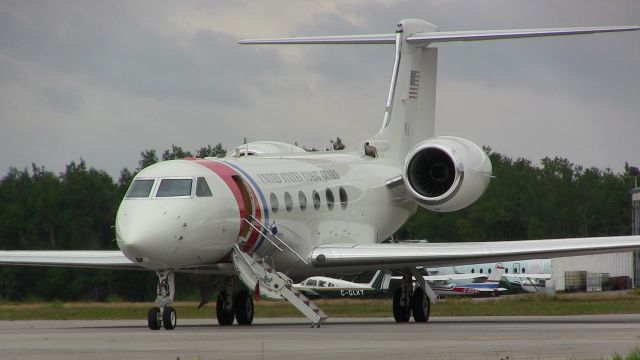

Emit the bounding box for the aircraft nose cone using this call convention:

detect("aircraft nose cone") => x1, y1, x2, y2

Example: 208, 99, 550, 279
117, 223, 155, 260
115, 202, 187, 265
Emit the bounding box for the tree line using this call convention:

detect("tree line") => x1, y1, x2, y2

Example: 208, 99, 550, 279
0, 143, 635, 301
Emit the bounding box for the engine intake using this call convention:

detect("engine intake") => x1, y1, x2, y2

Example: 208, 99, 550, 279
406, 147, 457, 198
403, 137, 492, 212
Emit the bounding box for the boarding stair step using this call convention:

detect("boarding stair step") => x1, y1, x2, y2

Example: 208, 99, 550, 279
231, 245, 327, 326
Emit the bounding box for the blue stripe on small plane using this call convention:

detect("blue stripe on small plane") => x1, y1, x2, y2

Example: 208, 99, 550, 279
222, 160, 269, 251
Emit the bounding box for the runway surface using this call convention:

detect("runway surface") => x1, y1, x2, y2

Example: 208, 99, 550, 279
2, 315, 640, 360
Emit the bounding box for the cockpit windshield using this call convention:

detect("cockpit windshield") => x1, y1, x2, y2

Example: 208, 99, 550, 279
156, 178, 193, 197
125, 179, 155, 198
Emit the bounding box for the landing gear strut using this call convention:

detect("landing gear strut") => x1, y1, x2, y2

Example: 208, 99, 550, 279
147, 270, 177, 330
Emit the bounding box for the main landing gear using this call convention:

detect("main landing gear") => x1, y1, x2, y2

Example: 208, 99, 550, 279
392, 272, 431, 323
148, 270, 177, 330
215, 278, 254, 326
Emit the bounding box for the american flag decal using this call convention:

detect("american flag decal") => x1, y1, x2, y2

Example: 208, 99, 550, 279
409, 70, 420, 99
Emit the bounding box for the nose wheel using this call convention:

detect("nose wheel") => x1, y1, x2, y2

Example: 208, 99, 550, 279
147, 270, 178, 330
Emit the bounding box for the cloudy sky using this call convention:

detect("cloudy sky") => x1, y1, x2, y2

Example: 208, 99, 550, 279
1, 0, 639, 179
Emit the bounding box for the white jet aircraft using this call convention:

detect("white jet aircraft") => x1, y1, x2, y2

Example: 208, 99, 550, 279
1, 19, 639, 329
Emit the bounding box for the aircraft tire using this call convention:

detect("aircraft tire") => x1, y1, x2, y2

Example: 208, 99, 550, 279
162, 306, 177, 330
147, 307, 161, 330
216, 292, 235, 326
234, 290, 254, 325
392, 288, 411, 323
411, 287, 430, 322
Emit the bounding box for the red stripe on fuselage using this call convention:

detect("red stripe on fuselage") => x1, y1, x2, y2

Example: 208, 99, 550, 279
191, 159, 260, 251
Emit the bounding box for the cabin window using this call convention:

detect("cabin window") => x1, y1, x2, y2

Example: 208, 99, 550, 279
522, 268, 526, 273
505, 268, 509, 274
195, 177, 213, 197
471, 269, 475, 273
488, 268, 492, 274
270, 193, 279, 214
312, 190, 321, 210
125, 179, 155, 198
298, 191, 307, 211
156, 178, 193, 197
284, 192, 293, 212
326, 188, 335, 210
306, 279, 317, 286
479, 268, 483, 274
318, 280, 326, 287
328, 283, 335, 288
339, 187, 348, 209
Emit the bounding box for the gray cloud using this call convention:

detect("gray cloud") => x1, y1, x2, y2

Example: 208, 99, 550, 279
0, 0, 639, 178
41, 86, 84, 114
0, 1, 281, 106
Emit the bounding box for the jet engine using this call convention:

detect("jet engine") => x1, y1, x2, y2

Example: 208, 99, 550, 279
403, 136, 492, 212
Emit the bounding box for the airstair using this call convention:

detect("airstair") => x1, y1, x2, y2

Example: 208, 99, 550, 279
231, 240, 328, 327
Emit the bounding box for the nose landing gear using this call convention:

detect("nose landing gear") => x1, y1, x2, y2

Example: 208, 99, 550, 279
147, 269, 177, 330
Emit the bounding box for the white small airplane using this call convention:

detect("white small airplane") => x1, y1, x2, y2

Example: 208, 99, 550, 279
294, 270, 391, 298
426, 259, 552, 293
296, 269, 507, 298
1, 19, 639, 329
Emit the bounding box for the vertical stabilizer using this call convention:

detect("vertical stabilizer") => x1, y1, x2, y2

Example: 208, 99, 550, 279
239, 21, 639, 165
368, 19, 439, 164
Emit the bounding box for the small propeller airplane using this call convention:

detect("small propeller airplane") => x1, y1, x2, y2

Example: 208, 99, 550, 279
294, 270, 391, 298
1, 19, 639, 329
295, 269, 507, 299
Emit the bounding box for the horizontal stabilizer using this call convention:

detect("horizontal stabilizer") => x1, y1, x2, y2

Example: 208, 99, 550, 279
406, 25, 640, 44
240, 25, 639, 46
239, 34, 395, 45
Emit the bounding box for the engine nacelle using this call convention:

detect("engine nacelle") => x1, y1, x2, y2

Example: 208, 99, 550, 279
403, 136, 492, 212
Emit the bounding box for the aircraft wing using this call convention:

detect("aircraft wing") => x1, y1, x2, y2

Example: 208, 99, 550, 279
474, 287, 508, 293
311, 236, 640, 269
0, 250, 140, 270
506, 273, 552, 280
423, 274, 488, 281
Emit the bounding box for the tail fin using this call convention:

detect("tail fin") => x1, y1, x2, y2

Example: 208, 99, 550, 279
368, 270, 391, 290
240, 21, 639, 164
489, 264, 507, 282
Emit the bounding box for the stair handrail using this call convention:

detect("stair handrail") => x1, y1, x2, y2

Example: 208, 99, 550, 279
247, 215, 308, 265
232, 245, 267, 281
242, 217, 284, 252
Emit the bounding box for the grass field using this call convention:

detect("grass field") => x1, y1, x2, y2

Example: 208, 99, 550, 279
1, 291, 640, 321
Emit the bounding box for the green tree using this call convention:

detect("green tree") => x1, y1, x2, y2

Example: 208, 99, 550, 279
196, 143, 226, 158
162, 145, 193, 160
138, 149, 158, 170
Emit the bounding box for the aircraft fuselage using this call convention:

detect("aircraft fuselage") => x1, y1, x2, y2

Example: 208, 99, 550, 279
115, 151, 416, 275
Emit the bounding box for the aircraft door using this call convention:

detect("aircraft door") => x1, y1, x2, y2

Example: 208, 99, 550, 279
231, 175, 256, 244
